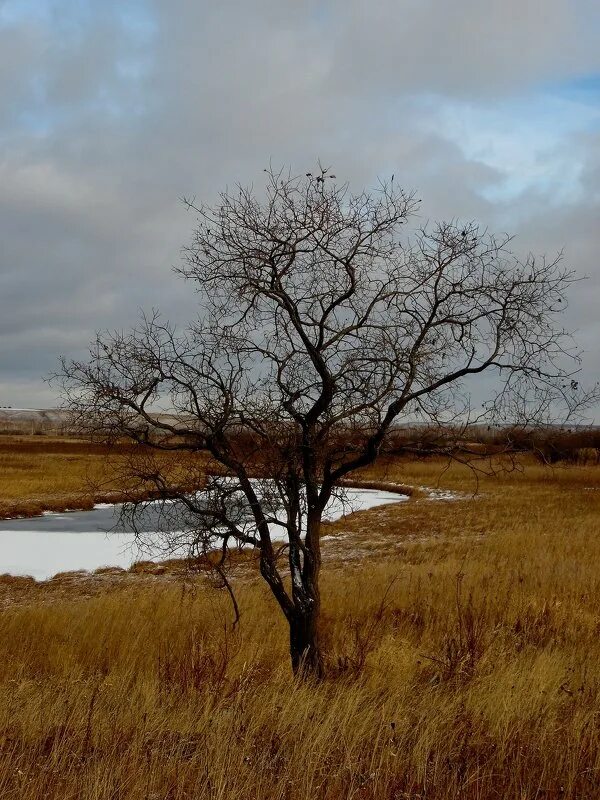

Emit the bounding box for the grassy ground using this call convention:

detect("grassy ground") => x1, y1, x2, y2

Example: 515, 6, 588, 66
0, 443, 599, 798
0, 436, 207, 519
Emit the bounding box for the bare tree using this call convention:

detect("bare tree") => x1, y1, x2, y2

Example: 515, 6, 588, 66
58, 166, 594, 677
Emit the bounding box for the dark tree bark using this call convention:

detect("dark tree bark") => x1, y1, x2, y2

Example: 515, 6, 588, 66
289, 604, 323, 678
56, 165, 597, 678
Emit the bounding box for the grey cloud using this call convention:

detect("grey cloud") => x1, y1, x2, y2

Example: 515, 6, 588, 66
328, 0, 600, 97
0, 0, 598, 410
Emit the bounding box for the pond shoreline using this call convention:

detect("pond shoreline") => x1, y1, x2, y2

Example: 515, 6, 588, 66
1, 479, 414, 522
0, 485, 411, 582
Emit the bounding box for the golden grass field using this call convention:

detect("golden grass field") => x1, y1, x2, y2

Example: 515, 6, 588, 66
0, 438, 599, 798
0, 436, 207, 519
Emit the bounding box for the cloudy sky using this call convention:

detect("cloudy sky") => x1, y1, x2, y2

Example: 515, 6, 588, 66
1, 0, 599, 409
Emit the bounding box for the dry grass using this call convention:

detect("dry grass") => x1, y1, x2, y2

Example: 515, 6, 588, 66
0, 437, 129, 518
0, 437, 208, 519
0, 453, 599, 797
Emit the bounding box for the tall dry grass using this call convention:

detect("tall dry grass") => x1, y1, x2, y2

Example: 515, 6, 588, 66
0, 456, 599, 798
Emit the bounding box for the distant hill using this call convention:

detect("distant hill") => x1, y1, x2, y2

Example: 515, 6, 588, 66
0, 408, 72, 435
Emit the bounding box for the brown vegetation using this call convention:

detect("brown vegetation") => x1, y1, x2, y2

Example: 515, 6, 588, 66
2, 425, 598, 520
0, 455, 598, 797
0, 436, 209, 519
0, 436, 119, 518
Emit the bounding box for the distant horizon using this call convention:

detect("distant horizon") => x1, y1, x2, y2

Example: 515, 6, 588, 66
1, 407, 598, 432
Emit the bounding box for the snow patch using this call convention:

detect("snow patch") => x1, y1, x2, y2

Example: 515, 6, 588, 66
418, 486, 470, 501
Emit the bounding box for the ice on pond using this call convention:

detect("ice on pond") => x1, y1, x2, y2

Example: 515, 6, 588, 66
0, 486, 407, 581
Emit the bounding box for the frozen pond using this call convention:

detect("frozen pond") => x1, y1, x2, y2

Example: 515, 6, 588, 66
0, 487, 407, 581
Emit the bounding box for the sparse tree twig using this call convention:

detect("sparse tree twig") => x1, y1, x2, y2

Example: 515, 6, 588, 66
55, 165, 598, 678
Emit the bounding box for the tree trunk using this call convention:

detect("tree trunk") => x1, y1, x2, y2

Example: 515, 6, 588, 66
289, 606, 324, 679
